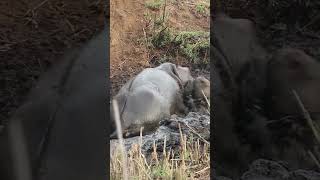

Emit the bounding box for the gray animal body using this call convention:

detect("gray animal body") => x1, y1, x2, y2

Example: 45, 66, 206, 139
111, 63, 193, 138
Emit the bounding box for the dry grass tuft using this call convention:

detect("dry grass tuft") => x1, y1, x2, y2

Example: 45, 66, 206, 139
110, 128, 210, 179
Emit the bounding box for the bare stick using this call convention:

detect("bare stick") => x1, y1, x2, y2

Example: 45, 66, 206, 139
201, 90, 210, 114
201, 90, 210, 107
195, 166, 210, 175
308, 150, 320, 170
292, 90, 320, 144
24, 0, 50, 16
181, 121, 209, 145
112, 100, 128, 180
142, 27, 150, 60
163, 136, 167, 157
162, 0, 167, 22
139, 127, 143, 157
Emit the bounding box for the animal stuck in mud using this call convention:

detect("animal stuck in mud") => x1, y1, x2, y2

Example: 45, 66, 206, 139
110, 62, 211, 139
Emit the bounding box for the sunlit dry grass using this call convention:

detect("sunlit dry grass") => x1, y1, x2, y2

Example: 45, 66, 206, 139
110, 129, 210, 180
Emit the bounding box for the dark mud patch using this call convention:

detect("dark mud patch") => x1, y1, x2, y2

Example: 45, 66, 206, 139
0, 0, 104, 126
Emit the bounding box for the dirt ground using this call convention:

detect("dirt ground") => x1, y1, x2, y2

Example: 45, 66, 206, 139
0, 0, 105, 126
110, 0, 149, 96
110, 0, 210, 96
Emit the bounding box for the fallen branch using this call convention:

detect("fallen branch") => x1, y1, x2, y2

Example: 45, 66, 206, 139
177, 121, 209, 145
201, 89, 210, 114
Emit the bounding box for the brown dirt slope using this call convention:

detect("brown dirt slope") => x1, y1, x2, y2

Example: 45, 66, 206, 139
110, 0, 149, 95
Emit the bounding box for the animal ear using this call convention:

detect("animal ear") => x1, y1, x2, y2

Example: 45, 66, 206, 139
170, 64, 179, 76
173, 65, 189, 80
169, 64, 183, 85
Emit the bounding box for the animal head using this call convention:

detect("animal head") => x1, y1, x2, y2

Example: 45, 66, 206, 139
194, 76, 210, 100
157, 62, 194, 87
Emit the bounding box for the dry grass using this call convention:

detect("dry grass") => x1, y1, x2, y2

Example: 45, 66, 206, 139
110, 128, 210, 180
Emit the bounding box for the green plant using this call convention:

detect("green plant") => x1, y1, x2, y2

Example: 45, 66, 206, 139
144, 0, 209, 65
152, 164, 170, 178
175, 31, 210, 63
150, 29, 210, 64
151, 27, 173, 48
145, 0, 164, 10
196, 3, 207, 14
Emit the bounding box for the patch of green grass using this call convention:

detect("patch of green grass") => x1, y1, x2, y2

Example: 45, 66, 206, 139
145, 0, 164, 10
152, 164, 170, 178
150, 27, 173, 48
151, 28, 210, 64
195, 3, 207, 14
144, 0, 209, 65
150, 29, 209, 64
180, 39, 209, 63
175, 31, 210, 63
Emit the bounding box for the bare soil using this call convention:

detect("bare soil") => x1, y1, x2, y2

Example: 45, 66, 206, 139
0, 0, 104, 125
110, 0, 150, 96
